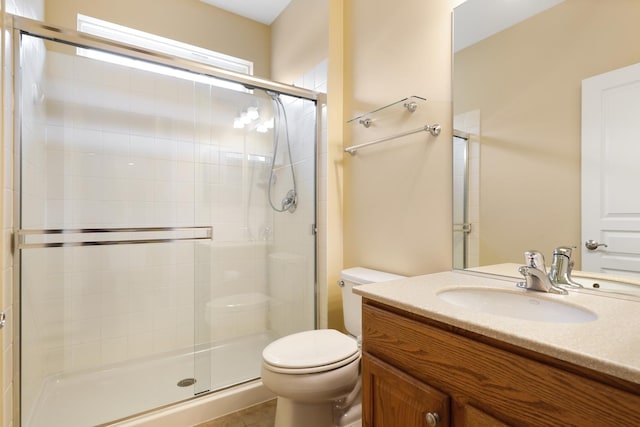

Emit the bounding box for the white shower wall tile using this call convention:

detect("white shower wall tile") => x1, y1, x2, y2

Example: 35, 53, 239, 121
70, 342, 101, 371
102, 314, 128, 339
127, 332, 154, 359
302, 68, 315, 91
101, 337, 129, 365
19, 48, 293, 381
314, 60, 328, 90
14, 39, 322, 424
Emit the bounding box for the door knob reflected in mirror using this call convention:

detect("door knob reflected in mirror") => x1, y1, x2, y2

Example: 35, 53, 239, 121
585, 240, 608, 251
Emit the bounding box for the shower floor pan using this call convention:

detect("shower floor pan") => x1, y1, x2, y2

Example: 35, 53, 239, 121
26, 332, 275, 427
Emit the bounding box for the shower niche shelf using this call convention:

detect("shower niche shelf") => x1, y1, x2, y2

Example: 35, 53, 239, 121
347, 95, 427, 128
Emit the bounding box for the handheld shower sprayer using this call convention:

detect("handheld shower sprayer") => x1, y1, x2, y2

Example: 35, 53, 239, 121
266, 91, 298, 214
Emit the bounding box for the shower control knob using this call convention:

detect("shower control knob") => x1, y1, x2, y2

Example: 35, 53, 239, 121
425, 412, 440, 426
585, 240, 608, 251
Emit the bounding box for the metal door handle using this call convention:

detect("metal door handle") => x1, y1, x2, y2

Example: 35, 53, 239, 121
585, 240, 608, 251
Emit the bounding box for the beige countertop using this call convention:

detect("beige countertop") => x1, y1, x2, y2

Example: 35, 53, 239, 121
353, 270, 640, 385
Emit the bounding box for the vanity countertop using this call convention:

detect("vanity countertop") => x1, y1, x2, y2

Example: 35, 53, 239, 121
353, 270, 640, 385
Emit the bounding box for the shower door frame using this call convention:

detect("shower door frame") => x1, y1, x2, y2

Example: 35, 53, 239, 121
452, 131, 470, 269
11, 14, 325, 426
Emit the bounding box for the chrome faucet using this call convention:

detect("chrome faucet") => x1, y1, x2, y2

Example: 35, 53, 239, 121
517, 250, 568, 294
548, 246, 583, 288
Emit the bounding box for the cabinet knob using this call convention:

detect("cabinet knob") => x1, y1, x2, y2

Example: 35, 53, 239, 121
425, 412, 440, 426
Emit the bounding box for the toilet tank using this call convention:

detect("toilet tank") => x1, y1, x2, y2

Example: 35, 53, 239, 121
340, 267, 405, 337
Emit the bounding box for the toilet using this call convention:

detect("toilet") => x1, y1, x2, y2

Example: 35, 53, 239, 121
261, 267, 405, 427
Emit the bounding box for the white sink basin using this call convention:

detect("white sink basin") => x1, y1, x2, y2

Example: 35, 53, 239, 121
437, 287, 597, 323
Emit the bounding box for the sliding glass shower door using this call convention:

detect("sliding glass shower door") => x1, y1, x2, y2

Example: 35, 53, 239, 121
16, 25, 317, 427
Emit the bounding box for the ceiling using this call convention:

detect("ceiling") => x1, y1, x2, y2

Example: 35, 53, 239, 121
199, 0, 292, 25
453, 0, 565, 52
199, 0, 565, 46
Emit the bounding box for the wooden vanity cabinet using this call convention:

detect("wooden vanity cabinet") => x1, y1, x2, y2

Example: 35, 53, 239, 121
361, 300, 640, 427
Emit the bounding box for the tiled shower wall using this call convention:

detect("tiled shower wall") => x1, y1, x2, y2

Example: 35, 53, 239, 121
18, 42, 318, 419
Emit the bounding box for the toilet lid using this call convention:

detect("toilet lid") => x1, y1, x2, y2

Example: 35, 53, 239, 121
262, 329, 359, 370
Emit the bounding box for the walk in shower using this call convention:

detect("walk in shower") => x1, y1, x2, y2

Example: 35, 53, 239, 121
14, 16, 320, 426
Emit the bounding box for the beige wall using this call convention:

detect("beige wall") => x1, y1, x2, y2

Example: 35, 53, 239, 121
274, 0, 455, 330
45, 0, 272, 78
1, 7, 6, 427
454, 0, 640, 268
325, 0, 347, 330
342, 0, 453, 277
270, 1, 336, 331
271, 0, 328, 85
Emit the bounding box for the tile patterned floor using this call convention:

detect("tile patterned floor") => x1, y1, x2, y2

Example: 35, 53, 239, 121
196, 400, 276, 427
195, 399, 362, 427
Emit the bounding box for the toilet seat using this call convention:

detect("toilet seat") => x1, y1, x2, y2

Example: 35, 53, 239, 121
262, 329, 360, 374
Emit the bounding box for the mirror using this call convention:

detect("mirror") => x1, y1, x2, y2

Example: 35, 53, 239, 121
452, 0, 640, 277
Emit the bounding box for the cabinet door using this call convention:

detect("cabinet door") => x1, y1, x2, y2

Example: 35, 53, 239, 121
363, 353, 450, 427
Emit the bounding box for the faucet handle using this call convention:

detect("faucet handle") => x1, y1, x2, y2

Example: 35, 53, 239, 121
553, 246, 575, 258
551, 245, 582, 288
524, 250, 546, 273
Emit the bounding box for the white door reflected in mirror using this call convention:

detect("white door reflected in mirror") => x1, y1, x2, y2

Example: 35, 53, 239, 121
581, 62, 640, 278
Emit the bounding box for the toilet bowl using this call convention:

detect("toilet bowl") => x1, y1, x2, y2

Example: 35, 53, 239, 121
261, 267, 405, 427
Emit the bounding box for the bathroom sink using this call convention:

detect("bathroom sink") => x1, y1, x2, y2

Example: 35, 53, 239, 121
437, 287, 597, 323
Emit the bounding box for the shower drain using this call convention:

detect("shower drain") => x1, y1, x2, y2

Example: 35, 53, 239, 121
177, 378, 197, 387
